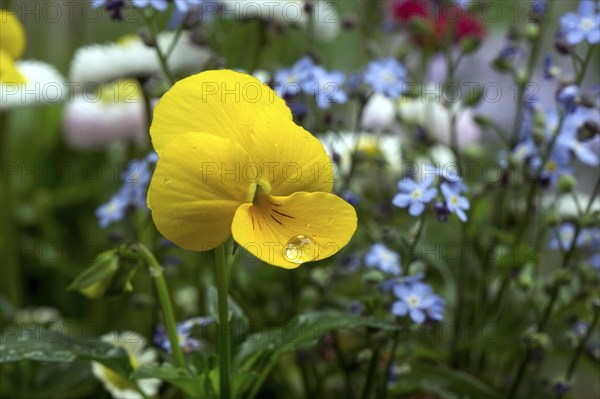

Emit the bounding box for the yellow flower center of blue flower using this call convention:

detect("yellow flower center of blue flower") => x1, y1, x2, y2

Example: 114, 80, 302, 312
450, 195, 459, 206
411, 189, 423, 200
407, 295, 420, 308
579, 17, 595, 32
545, 160, 557, 173
381, 70, 396, 84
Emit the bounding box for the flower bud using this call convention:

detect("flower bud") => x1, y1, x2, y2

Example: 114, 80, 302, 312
492, 56, 512, 73
554, 37, 572, 55
68, 246, 140, 299
362, 270, 384, 285
524, 23, 539, 41
525, 332, 551, 350
557, 174, 577, 193
554, 269, 572, 286
460, 37, 481, 54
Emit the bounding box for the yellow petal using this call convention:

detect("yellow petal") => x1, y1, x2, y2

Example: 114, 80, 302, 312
249, 106, 334, 196
150, 70, 291, 154
231, 191, 357, 269
0, 10, 26, 60
148, 132, 255, 251
0, 49, 25, 84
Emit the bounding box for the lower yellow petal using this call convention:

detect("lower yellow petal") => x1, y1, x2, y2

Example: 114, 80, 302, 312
231, 191, 357, 268
0, 50, 25, 84
148, 132, 254, 251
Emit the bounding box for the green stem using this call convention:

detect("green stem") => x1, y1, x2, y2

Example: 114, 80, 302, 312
565, 309, 599, 383
360, 348, 380, 399
444, 47, 463, 176
0, 111, 21, 308
341, 95, 369, 192
215, 244, 231, 399
509, 0, 554, 147
585, 176, 600, 214
139, 10, 175, 86
575, 45, 594, 86
137, 244, 186, 369
380, 330, 400, 399
248, 354, 280, 399
381, 215, 427, 397
505, 182, 599, 397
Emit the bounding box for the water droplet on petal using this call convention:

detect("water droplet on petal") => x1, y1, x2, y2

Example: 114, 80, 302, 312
163, 178, 171, 185
284, 235, 318, 264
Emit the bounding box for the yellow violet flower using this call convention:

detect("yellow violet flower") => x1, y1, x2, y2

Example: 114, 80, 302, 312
148, 70, 357, 268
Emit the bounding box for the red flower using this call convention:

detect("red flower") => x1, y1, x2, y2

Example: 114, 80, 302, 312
392, 0, 428, 23
455, 14, 486, 41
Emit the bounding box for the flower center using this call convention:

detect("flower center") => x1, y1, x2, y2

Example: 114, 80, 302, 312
380, 251, 393, 264
381, 70, 396, 84
579, 17, 595, 32
286, 73, 297, 84
545, 160, 557, 173
407, 295, 421, 308
450, 195, 458, 206
411, 189, 423, 200
560, 230, 573, 243
251, 182, 272, 205
106, 202, 118, 215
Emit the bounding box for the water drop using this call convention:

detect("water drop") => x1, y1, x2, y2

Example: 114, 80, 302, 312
163, 177, 171, 185
284, 235, 318, 264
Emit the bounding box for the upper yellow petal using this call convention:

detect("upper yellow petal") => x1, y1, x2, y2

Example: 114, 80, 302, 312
150, 69, 291, 155
231, 191, 357, 268
248, 105, 334, 196
0, 49, 25, 84
148, 132, 255, 251
151, 69, 334, 196
0, 10, 26, 60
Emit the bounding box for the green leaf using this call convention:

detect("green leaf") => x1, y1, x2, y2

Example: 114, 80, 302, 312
233, 311, 405, 395
392, 362, 501, 399
0, 329, 131, 377
496, 242, 538, 270
235, 311, 403, 367
132, 363, 205, 399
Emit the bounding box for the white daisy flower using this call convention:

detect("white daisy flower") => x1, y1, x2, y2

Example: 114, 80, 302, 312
63, 80, 148, 150
361, 93, 397, 132
69, 32, 212, 84
543, 191, 600, 217
1, 60, 66, 109
397, 91, 481, 149
91, 331, 161, 399
318, 131, 403, 180
216, 0, 340, 40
